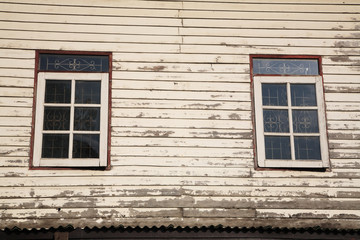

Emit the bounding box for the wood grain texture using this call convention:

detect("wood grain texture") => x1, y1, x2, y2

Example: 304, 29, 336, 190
0, 0, 359, 231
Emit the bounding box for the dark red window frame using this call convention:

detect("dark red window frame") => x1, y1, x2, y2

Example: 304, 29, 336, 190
29, 50, 112, 170
249, 54, 329, 171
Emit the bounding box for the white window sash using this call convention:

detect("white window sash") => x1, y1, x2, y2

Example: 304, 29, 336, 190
254, 76, 329, 168
33, 72, 109, 167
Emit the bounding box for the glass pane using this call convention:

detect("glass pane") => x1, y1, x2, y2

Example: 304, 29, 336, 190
253, 59, 319, 75
75, 81, 101, 104
265, 136, 291, 159
295, 136, 321, 160
292, 110, 319, 133
263, 110, 289, 132
43, 107, 70, 130
45, 80, 71, 103
262, 84, 287, 106
73, 134, 99, 158
42, 134, 69, 158
74, 107, 100, 131
39, 54, 109, 72
291, 84, 317, 106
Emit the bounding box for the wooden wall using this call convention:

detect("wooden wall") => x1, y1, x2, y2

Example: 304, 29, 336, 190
0, 0, 359, 230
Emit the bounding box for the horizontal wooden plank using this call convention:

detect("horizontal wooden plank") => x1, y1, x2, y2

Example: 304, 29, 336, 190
328, 121, 360, 130
327, 112, 360, 120
0, 58, 34, 69
0, 126, 31, 136
0, 166, 252, 178
1, 176, 360, 187
180, 44, 360, 56
111, 137, 252, 148
324, 75, 360, 84
112, 99, 251, 111
330, 149, 360, 159
0, 106, 32, 117
0, 12, 182, 27
0, 146, 29, 157
2, 185, 360, 199
111, 118, 253, 129
111, 146, 253, 158
114, 62, 248, 73
257, 209, 360, 219
0, 77, 34, 88
0, 68, 34, 78
183, 36, 360, 48
111, 108, 251, 120
328, 130, 360, 140
324, 83, 360, 93
179, 9, 360, 21
325, 93, 360, 102
1, 196, 358, 210
0, 21, 179, 36
111, 127, 252, 139
0, 136, 30, 146
184, 208, 255, 218
112, 89, 250, 101
323, 65, 360, 75
329, 140, 360, 149
182, 185, 360, 198
112, 80, 251, 92
326, 102, 360, 111
182, 2, 360, 13
0, 117, 31, 127
0, 38, 180, 53
0, 48, 34, 59
113, 71, 250, 82
111, 157, 252, 168
331, 159, 360, 169
180, 27, 359, 39
183, 19, 358, 30
252, 168, 360, 179
113, 53, 250, 64
323, 56, 360, 66
0, 29, 182, 45
0, 207, 182, 219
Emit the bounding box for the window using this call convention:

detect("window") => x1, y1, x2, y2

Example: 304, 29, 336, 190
251, 56, 329, 168
31, 52, 111, 168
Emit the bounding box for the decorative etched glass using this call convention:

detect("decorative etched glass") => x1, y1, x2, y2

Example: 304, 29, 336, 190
265, 136, 291, 159
74, 107, 100, 131
253, 59, 319, 75
262, 84, 287, 106
73, 134, 99, 158
39, 54, 109, 72
75, 81, 101, 104
45, 80, 71, 103
43, 107, 70, 130
291, 84, 317, 106
263, 110, 289, 132
42, 134, 69, 158
292, 110, 319, 133
294, 136, 321, 160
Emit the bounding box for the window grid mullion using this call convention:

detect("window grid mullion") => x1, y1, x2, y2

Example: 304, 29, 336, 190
287, 82, 296, 161
68, 78, 76, 159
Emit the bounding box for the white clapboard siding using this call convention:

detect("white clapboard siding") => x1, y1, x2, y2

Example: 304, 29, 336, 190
0, 0, 359, 231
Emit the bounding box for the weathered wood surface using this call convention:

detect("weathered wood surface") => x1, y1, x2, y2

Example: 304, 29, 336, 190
0, 0, 359, 231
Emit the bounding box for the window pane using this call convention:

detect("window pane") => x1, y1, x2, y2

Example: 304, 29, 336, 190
265, 136, 291, 159
253, 59, 319, 75
45, 80, 71, 103
291, 84, 317, 106
43, 107, 70, 130
262, 84, 287, 106
73, 134, 99, 158
263, 110, 289, 132
39, 54, 109, 72
75, 81, 101, 104
42, 134, 69, 158
293, 110, 319, 133
295, 136, 321, 160
74, 107, 100, 131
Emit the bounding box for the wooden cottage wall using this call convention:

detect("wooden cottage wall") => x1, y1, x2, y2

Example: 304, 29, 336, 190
0, 0, 359, 230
